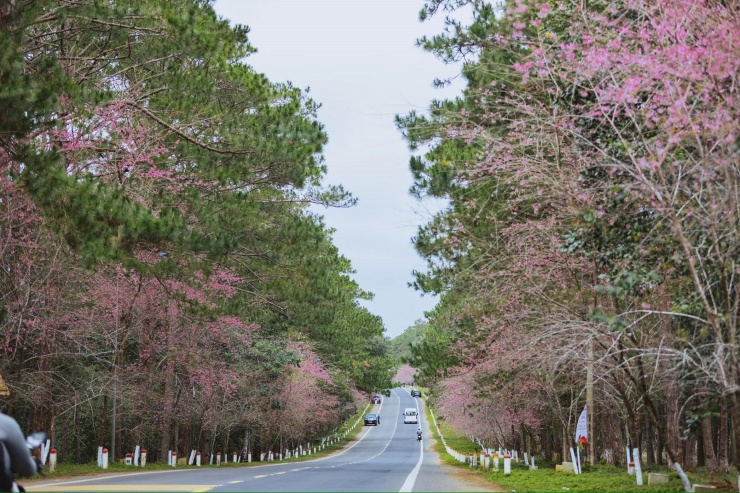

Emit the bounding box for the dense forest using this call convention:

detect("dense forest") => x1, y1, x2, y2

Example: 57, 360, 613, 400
0, 0, 393, 462
397, 0, 738, 489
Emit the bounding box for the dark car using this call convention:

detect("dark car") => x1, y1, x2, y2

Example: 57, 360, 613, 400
364, 413, 380, 426
411, 390, 421, 397
371, 394, 382, 404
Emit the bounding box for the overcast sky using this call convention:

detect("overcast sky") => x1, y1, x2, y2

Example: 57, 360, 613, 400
213, 0, 466, 339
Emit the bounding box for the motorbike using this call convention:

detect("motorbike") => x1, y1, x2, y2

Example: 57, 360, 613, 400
416, 432, 422, 442
1, 432, 46, 492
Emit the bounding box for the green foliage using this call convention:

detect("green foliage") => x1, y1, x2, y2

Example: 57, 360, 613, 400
0, 0, 389, 462
488, 465, 688, 493
429, 404, 727, 492
242, 338, 300, 380
404, 314, 460, 383
400, 0, 740, 482
5, 0, 341, 266
0, 0, 66, 144
388, 320, 428, 363
436, 421, 479, 454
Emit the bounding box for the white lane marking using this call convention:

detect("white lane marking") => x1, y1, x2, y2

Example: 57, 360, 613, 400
25, 469, 191, 488
342, 388, 404, 466
307, 390, 400, 468
32, 393, 401, 490
399, 433, 424, 492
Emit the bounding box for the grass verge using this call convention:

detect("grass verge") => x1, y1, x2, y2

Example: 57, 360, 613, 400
33, 403, 372, 481
422, 396, 477, 468
487, 463, 688, 492
424, 401, 736, 492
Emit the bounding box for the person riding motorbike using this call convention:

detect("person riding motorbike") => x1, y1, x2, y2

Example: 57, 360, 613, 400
416, 428, 422, 441
0, 412, 42, 492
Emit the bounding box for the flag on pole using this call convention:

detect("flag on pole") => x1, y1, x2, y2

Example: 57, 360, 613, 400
575, 405, 588, 461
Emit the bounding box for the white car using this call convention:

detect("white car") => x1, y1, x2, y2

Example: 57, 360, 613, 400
403, 408, 418, 424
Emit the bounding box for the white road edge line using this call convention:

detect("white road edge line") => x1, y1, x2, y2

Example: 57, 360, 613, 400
29, 390, 401, 489
25, 469, 184, 488
399, 435, 424, 492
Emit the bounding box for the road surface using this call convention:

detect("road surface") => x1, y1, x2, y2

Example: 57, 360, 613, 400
26, 388, 493, 492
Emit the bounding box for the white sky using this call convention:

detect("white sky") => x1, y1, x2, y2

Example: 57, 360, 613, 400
213, 0, 466, 339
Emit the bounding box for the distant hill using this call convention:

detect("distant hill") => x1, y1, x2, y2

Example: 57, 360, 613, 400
388, 319, 427, 363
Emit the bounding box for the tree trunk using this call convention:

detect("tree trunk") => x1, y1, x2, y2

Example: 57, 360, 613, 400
552, 424, 560, 462
683, 433, 697, 471
562, 427, 568, 464
646, 420, 655, 465
210, 425, 218, 458
664, 375, 682, 464
181, 420, 190, 459
159, 315, 178, 462
700, 415, 718, 473
656, 434, 665, 466
98, 395, 109, 449
224, 427, 231, 457
74, 402, 81, 463
718, 401, 729, 471
244, 428, 253, 458
729, 393, 740, 488
632, 351, 691, 491
174, 420, 180, 458
159, 363, 174, 462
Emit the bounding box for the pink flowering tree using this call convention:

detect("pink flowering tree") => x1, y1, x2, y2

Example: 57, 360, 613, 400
265, 341, 341, 448
2, 0, 382, 466
504, 0, 739, 481
403, 0, 737, 483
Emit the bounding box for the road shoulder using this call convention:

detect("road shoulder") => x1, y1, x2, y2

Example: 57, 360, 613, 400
421, 432, 507, 492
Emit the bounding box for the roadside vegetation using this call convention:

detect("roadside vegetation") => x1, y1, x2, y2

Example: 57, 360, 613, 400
397, 0, 740, 488
425, 401, 736, 492
0, 0, 392, 465
387, 320, 426, 363
29, 404, 372, 483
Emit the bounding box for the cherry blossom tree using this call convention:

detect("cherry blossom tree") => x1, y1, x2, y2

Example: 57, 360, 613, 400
1, 0, 384, 464
505, 0, 738, 483
402, 0, 737, 487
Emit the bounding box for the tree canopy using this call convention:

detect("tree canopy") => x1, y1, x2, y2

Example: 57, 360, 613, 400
397, 0, 739, 484
1, 0, 390, 462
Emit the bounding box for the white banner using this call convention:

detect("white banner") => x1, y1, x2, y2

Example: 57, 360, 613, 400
575, 405, 587, 442
575, 406, 588, 468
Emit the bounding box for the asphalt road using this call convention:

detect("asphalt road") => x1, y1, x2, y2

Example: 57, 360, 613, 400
26, 388, 493, 492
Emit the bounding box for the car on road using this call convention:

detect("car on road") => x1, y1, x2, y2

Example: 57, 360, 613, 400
364, 413, 380, 426
411, 390, 421, 397
403, 408, 418, 424
371, 394, 382, 404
